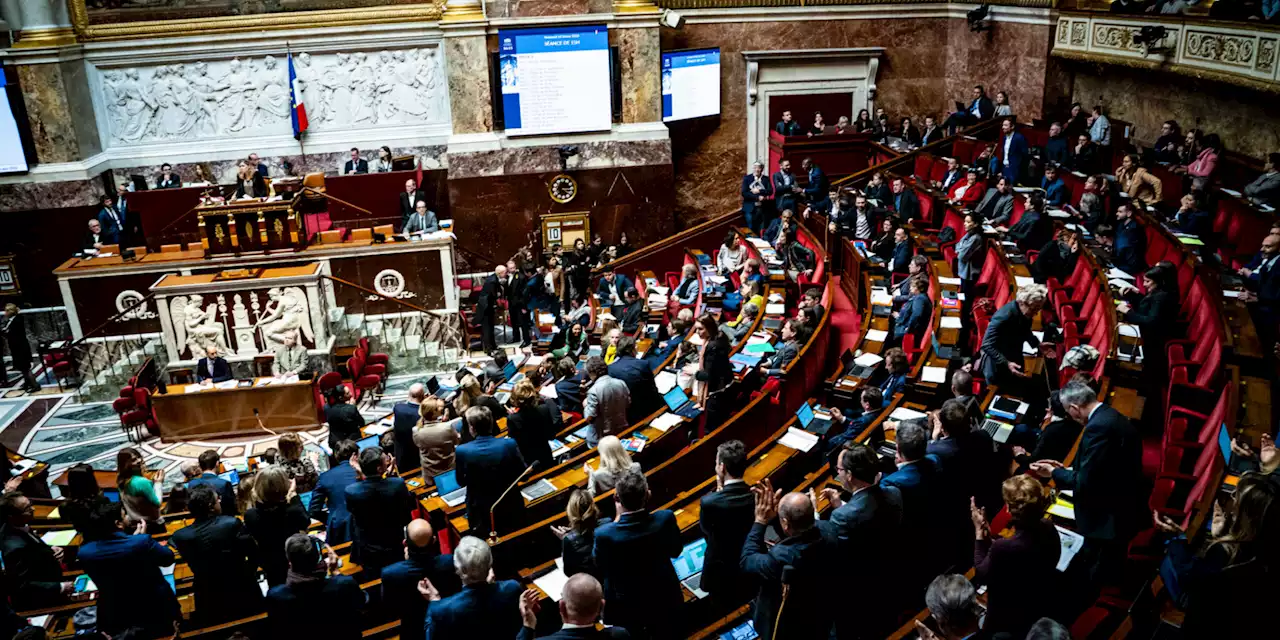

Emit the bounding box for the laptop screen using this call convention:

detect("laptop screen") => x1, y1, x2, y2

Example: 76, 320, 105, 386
671, 538, 707, 581
434, 469, 461, 495
356, 435, 380, 451
1218, 423, 1232, 465
217, 469, 240, 486
796, 403, 814, 429
663, 386, 690, 411
426, 376, 440, 395
503, 360, 517, 380
298, 491, 313, 511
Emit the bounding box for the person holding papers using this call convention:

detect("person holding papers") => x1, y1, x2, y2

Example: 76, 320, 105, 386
196, 344, 232, 383
271, 332, 308, 377
740, 162, 774, 234
1116, 264, 1179, 378
891, 276, 932, 346
971, 475, 1061, 638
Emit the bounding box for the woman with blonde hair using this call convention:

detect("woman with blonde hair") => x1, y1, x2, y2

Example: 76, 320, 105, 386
116, 447, 165, 533
971, 474, 1059, 637
586, 435, 641, 496
276, 432, 318, 493
506, 379, 556, 470
452, 373, 506, 443
243, 465, 309, 587
552, 488, 601, 578
414, 396, 460, 480
602, 327, 622, 365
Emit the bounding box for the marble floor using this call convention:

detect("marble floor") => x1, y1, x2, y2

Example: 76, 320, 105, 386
0, 362, 455, 495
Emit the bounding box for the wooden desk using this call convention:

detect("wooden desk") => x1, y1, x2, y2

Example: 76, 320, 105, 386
152, 378, 319, 441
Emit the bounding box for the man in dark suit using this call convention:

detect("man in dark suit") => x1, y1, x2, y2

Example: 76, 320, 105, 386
399, 178, 425, 227
892, 255, 929, 309
248, 153, 269, 177
742, 480, 836, 639
818, 444, 903, 637
308, 439, 360, 546
187, 449, 238, 516
645, 318, 687, 371
758, 318, 803, 377
392, 384, 426, 472
517, 573, 629, 639
608, 337, 662, 423
890, 177, 921, 222
404, 201, 440, 235
891, 276, 932, 344
1044, 122, 1070, 167
975, 176, 1015, 225
996, 118, 1028, 184
266, 533, 367, 640
83, 219, 107, 252
741, 161, 774, 234
618, 288, 645, 335
156, 163, 181, 189
801, 157, 830, 213
170, 484, 263, 624
195, 344, 233, 383
981, 286, 1050, 393
1041, 163, 1068, 208
342, 147, 369, 175
880, 420, 948, 589
97, 194, 125, 245
939, 157, 964, 192
476, 265, 508, 353
1112, 203, 1148, 276
800, 288, 825, 325
77, 501, 179, 637
0, 305, 39, 393
554, 360, 588, 414
920, 115, 943, 146
774, 110, 802, 137
595, 268, 634, 316
698, 440, 755, 604
0, 492, 71, 611
381, 520, 460, 640
890, 226, 913, 274
344, 446, 415, 573
455, 406, 527, 535
1170, 193, 1212, 242
593, 469, 683, 639
926, 399, 1000, 565
942, 85, 995, 134
948, 369, 984, 431
422, 536, 522, 639
1032, 382, 1143, 585
772, 159, 799, 220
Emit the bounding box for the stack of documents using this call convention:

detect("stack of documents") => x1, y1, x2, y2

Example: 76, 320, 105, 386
889, 406, 927, 421
651, 412, 684, 433
778, 427, 819, 453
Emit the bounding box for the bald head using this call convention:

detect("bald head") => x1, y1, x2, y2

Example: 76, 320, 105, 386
778, 492, 815, 536
408, 383, 426, 402
406, 519, 434, 550
560, 573, 605, 625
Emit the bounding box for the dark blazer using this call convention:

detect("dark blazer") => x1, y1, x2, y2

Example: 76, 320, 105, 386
1007, 209, 1052, 252
83, 229, 106, 251
1070, 143, 1100, 176
881, 458, 953, 580
772, 170, 798, 214
1051, 404, 1144, 540
1023, 418, 1083, 466
156, 173, 182, 189
609, 356, 663, 424
865, 181, 892, 206
1042, 176, 1068, 208
1044, 135, 1070, 167
344, 159, 369, 175
562, 526, 599, 580
645, 334, 684, 371
476, 274, 505, 319
455, 435, 527, 533
77, 531, 179, 637
1124, 288, 1178, 351
619, 299, 645, 335
1172, 208, 1213, 240
894, 293, 932, 340
892, 188, 921, 222
940, 168, 963, 191
741, 173, 774, 219
929, 429, 1003, 515
698, 482, 755, 596
382, 551, 460, 640
96, 207, 125, 245
170, 514, 263, 624
595, 274, 634, 305
981, 301, 1038, 385
891, 240, 912, 274
805, 165, 831, 212
517, 625, 631, 639
775, 120, 803, 136
921, 125, 944, 146
308, 461, 359, 546
0, 524, 65, 610
345, 477, 415, 570
974, 518, 1062, 636
555, 372, 587, 415
393, 401, 423, 472
195, 356, 232, 383
763, 339, 800, 377
400, 189, 426, 224
997, 131, 1029, 183
188, 471, 239, 516
425, 580, 523, 639
595, 509, 684, 633
234, 174, 268, 199
975, 188, 1015, 225
266, 575, 366, 640
741, 523, 836, 640
325, 402, 365, 448
507, 402, 557, 472
1114, 217, 1148, 276
818, 485, 903, 628
695, 334, 733, 394
969, 96, 995, 120
243, 496, 311, 587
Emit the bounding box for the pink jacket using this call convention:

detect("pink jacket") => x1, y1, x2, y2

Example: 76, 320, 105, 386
1188, 148, 1218, 178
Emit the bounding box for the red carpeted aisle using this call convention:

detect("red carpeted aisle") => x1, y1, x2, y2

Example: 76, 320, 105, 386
828, 275, 862, 355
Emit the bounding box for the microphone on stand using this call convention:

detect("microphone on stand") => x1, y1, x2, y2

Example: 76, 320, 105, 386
772, 565, 795, 640
488, 463, 538, 544
254, 408, 280, 437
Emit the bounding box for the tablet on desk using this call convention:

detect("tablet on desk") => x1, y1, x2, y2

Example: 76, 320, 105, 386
356, 434, 381, 451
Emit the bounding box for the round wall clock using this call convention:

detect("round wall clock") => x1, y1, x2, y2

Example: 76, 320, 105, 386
549, 174, 578, 204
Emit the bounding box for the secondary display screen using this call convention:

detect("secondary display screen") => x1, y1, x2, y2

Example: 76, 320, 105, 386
498, 25, 612, 136
662, 48, 721, 122
0, 69, 30, 174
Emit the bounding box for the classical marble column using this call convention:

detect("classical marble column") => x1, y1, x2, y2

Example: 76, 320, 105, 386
440, 14, 493, 136
613, 3, 661, 125
13, 0, 76, 48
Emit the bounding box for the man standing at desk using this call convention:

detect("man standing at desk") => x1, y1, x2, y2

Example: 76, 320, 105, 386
1, 305, 39, 394
342, 148, 369, 175
399, 179, 425, 228
196, 345, 232, 383
272, 333, 308, 377
476, 265, 508, 353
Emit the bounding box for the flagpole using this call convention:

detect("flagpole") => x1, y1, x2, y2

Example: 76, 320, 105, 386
287, 42, 307, 162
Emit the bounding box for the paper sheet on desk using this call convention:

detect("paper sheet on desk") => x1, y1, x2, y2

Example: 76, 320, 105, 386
1048, 209, 1071, 219
1015, 276, 1035, 288
651, 412, 684, 433
185, 385, 206, 394
655, 371, 679, 394
539, 384, 558, 399
854, 352, 884, 367
870, 290, 893, 306
1221, 188, 1243, 197
1107, 267, 1136, 281
864, 329, 889, 342
41, 529, 77, 546
1117, 323, 1141, 338
939, 316, 963, 329
778, 427, 820, 453
1223, 290, 1245, 299
1047, 497, 1076, 520
921, 366, 947, 384
889, 407, 927, 421
1055, 526, 1084, 572
938, 277, 962, 286
215, 380, 238, 390
364, 424, 393, 436
534, 568, 570, 602
650, 285, 670, 296
765, 303, 786, 315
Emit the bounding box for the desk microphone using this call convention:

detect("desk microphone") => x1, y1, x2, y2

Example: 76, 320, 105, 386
772, 565, 795, 640
488, 463, 537, 543
253, 408, 280, 436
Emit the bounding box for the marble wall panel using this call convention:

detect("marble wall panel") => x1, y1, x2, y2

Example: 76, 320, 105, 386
60, 60, 103, 160
616, 27, 662, 124
485, 0, 593, 18
1067, 62, 1280, 160
17, 64, 79, 165
448, 138, 670, 179
0, 179, 101, 211
445, 36, 494, 135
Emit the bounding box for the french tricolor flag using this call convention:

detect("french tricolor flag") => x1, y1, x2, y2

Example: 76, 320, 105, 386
287, 49, 309, 140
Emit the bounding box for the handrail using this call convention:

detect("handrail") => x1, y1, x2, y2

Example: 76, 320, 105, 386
596, 210, 743, 275
301, 186, 373, 217
155, 184, 235, 237
66, 291, 159, 350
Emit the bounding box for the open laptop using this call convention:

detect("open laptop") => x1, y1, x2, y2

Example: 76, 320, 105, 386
672, 538, 709, 598
433, 469, 468, 507
426, 376, 441, 396
217, 469, 240, 486
796, 403, 832, 436
663, 386, 703, 419
356, 434, 381, 451
980, 418, 1014, 444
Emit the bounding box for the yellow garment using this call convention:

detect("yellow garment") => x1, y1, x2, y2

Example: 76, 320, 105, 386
604, 344, 618, 365
729, 295, 766, 327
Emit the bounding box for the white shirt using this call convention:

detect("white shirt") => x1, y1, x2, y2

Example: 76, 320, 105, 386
1002, 134, 1013, 167
970, 100, 982, 117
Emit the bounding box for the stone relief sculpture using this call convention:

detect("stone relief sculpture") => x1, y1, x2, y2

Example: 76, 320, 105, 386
98, 47, 447, 146
171, 294, 233, 358
255, 287, 314, 351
